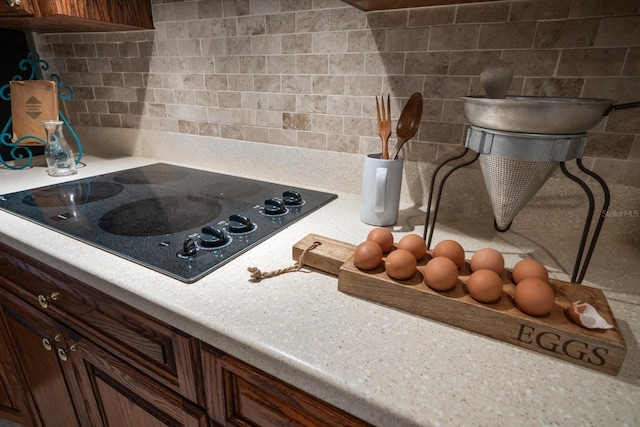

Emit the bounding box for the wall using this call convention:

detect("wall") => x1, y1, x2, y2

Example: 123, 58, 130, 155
33, 0, 640, 186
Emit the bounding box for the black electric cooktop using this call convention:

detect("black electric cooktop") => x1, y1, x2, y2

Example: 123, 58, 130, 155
0, 163, 337, 283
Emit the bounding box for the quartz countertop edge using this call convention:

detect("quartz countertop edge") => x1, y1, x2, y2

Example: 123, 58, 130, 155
0, 154, 638, 427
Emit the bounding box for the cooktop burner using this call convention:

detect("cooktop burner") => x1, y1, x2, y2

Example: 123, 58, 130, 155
0, 163, 337, 283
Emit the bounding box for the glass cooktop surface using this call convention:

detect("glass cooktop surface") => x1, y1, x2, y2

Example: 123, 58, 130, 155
0, 163, 337, 283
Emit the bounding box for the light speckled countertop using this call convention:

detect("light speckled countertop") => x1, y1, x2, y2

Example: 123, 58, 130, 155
0, 129, 638, 426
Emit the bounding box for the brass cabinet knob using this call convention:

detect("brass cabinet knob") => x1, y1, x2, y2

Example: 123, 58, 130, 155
41, 334, 61, 351
57, 343, 78, 361
37, 291, 60, 309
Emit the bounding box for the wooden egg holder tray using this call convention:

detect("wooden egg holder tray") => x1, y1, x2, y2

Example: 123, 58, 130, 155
293, 234, 626, 375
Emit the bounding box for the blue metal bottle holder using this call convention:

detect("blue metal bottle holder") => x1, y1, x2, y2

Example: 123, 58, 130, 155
0, 51, 82, 170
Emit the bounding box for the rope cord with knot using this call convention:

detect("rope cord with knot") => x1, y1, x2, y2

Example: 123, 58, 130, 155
247, 241, 321, 283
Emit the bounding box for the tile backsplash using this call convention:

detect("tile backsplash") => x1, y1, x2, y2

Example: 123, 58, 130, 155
33, 0, 640, 186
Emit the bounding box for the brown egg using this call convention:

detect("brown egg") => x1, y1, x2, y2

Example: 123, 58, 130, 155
514, 278, 556, 316
466, 269, 503, 303
433, 239, 465, 269
353, 241, 383, 271
512, 259, 549, 284
385, 249, 417, 280
424, 256, 459, 291
397, 234, 427, 261
367, 227, 394, 253
470, 248, 504, 275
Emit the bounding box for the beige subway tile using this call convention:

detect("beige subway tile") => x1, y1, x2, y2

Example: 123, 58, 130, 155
296, 54, 328, 74
327, 134, 359, 153
227, 36, 252, 55
583, 77, 640, 102
227, 74, 253, 91
232, 109, 256, 125
501, 50, 559, 76
345, 75, 382, 95
457, 2, 509, 23
268, 128, 297, 146
570, 0, 640, 18
222, 0, 250, 17
202, 38, 227, 56
403, 140, 438, 162
423, 76, 470, 99
534, 19, 600, 48
149, 57, 172, 73
170, 57, 192, 73
367, 10, 408, 29
256, 109, 282, 127
479, 22, 536, 49
347, 29, 386, 53
243, 126, 270, 143
198, 122, 220, 137
442, 99, 467, 123
174, 90, 195, 105
282, 34, 312, 53
365, 52, 405, 75
128, 102, 147, 116
147, 103, 167, 117
266, 13, 296, 34
623, 48, 640, 76
107, 101, 129, 114
238, 15, 266, 36
296, 94, 327, 113
421, 99, 444, 121
174, 0, 198, 20
267, 55, 296, 74
282, 112, 311, 130
253, 34, 281, 54
282, 75, 312, 93
296, 10, 331, 32
387, 28, 429, 52
123, 73, 144, 88
430, 24, 479, 51
85, 100, 108, 114
409, 8, 455, 27
449, 50, 501, 75
188, 20, 214, 38
510, 0, 571, 21
267, 93, 296, 111
281, 0, 312, 12
198, 0, 224, 19
66, 59, 89, 73
218, 91, 242, 108
208, 107, 234, 123
240, 55, 266, 73
311, 113, 344, 133
344, 116, 376, 137
131, 58, 151, 73
592, 158, 640, 186
330, 6, 366, 31
158, 118, 179, 132
405, 52, 450, 75
584, 132, 634, 159
194, 90, 216, 106
254, 74, 281, 92
76, 113, 100, 126
221, 123, 244, 139
99, 114, 122, 127
204, 74, 228, 91
166, 104, 208, 121
523, 77, 584, 97
328, 95, 363, 116
178, 120, 200, 134
312, 75, 345, 94
215, 56, 240, 73
154, 89, 175, 103
66, 100, 87, 113
313, 32, 348, 53
597, 16, 640, 47
419, 121, 465, 145
606, 109, 640, 133
241, 92, 268, 109
383, 75, 425, 98
329, 53, 364, 74
191, 57, 216, 73
359, 136, 382, 155
558, 48, 626, 76
297, 131, 327, 149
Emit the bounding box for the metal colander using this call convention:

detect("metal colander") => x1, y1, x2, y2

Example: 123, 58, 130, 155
466, 126, 587, 230
479, 155, 558, 229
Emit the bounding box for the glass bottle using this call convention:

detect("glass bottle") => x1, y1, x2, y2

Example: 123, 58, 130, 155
41, 120, 77, 177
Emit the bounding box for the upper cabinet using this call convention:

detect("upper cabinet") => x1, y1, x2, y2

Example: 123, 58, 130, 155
0, 0, 153, 32
342, 0, 497, 11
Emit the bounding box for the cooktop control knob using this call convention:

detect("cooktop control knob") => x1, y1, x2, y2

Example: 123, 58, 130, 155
263, 198, 286, 215
199, 226, 229, 248
228, 214, 254, 233
181, 238, 197, 257
282, 190, 303, 206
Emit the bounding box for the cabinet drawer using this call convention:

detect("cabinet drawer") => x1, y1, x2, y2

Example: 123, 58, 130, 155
0, 242, 202, 403
201, 344, 370, 427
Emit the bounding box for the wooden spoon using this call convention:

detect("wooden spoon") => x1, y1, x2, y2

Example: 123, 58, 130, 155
390, 93, 423, 160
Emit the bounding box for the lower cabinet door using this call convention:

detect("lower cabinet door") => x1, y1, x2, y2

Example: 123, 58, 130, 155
68, 333, 209, 427
0, 291, 85, 427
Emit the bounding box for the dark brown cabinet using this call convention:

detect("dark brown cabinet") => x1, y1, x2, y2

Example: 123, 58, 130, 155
0, 241, 368, 427
0, 0, 153, 32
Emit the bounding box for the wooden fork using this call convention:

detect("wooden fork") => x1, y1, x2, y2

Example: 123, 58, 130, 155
375, 94, 391, 159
